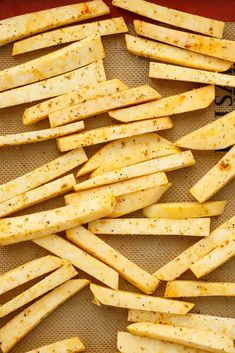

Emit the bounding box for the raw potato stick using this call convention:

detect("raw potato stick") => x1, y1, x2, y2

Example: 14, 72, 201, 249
109, 85, 215, 122
24, 337, 85, 353
190, 145, 235, 202
125, 35, 232, 73
175, 111, 235, 150
33, 234, 119, 289
0, 34, 105, 92
57, 118, 173, 151
13, 17, 128, 54
149, 62, 235, 88
112, 0, 224, 37
165, 281, 235, 297
23, 79, 128, 125
143, 201, 226, 219
66, 226, 160, 294
90, 283, 194, 314
0, 263, 77, 318
49, 86, 161, 127
0, 60, 106, 109
0, 280, 89, 353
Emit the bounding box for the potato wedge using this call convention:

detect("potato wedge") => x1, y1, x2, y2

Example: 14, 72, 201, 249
113, 0, 224, 37
190, 145, 235, 202
0, 262, 77, 318
165, 280, 235, 297
109, 85, 215, 122
49, 86, 161, 127
0, 148, 87, 204
23, 79, 128, 125
33, 234, 118, 289
143, 201, 226, 219
175, 111, 235, 150
0, 0, 109, 47
25, 337, 85, 353
0, 60, 106, 109
90, 284, 194, 314
57, 118, 172, 151
66, 226, 159, 294
13, 17, 128, 55
125, 35, 232, 73
0, 280, 89, 353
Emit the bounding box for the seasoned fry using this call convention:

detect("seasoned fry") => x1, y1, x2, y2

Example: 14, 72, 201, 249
109, 85, 215, 122
24, 337, 85, 353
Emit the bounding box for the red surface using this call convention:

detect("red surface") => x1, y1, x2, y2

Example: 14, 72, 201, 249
0, 0, 234, 22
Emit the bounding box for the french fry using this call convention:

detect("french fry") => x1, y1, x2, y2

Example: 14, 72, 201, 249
77, 133, 180, 177
23, 79, 128, 125
0, 255, 62, 296
154, 214, 235, 281
0, 262, 77, 318
127, 322, 234, 353
0, 148, 87, 204
113, 0, 224, 37
175, 111, 235, 150
0, 35, 104, 92
66, 226, 159, 294
57, 118, 172, 151
0, 0, 109, 47
143, 201, 226, 219
109, 85, 215, 122
0, 60, 106, 109
24, 337, 85, 353
125, 35, 232, 73
0, 280, 89, 353
13, 17, 128, 55
190, 145, 235, 202
75, 151, 195, 191
190, 239, 235, 278
49, 86, 161, 127
33, 234, 119, 289
165, 280, 235, 297
134, 20, 234, 62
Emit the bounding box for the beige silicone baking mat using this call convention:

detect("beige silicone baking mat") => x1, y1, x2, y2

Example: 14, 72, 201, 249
0, 23, 235, 353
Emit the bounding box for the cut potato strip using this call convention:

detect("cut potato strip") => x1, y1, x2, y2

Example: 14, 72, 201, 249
125, 35, 232, 73
127, 322, 234, 353
90, 284, 194, 314
153, 214, 235, 281
25, 337, 85, 353
66, 226, 159, 294
190, 145, 235, 202
0, 280, 88, 353
23, 79, 128, 125
128, 311, 235, 339
0, 148, 87, 204
0, 122, 84, 147
0, 263, 77, 318
33, 234, 118, 289
134, 20, 234, 62
0, 60, 106, 109
0, 255, 62, 296
109, 85, 215, 122
88, 218, 210, 237
175, 111, 235, 150
113, 0, 224, 37
190, 239, 235, 278
57, 118, 172, 151
0, 34, 104, 92
143, 201, 226, 219
77, 133, 180, 177
13, 17, 128, 55
165, 281, 235, 297
75, 151, 195, 191
0, 0, 109, 47
0, 193, 115, 245
0, 174, 76, 217
49, 86, 161, 127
